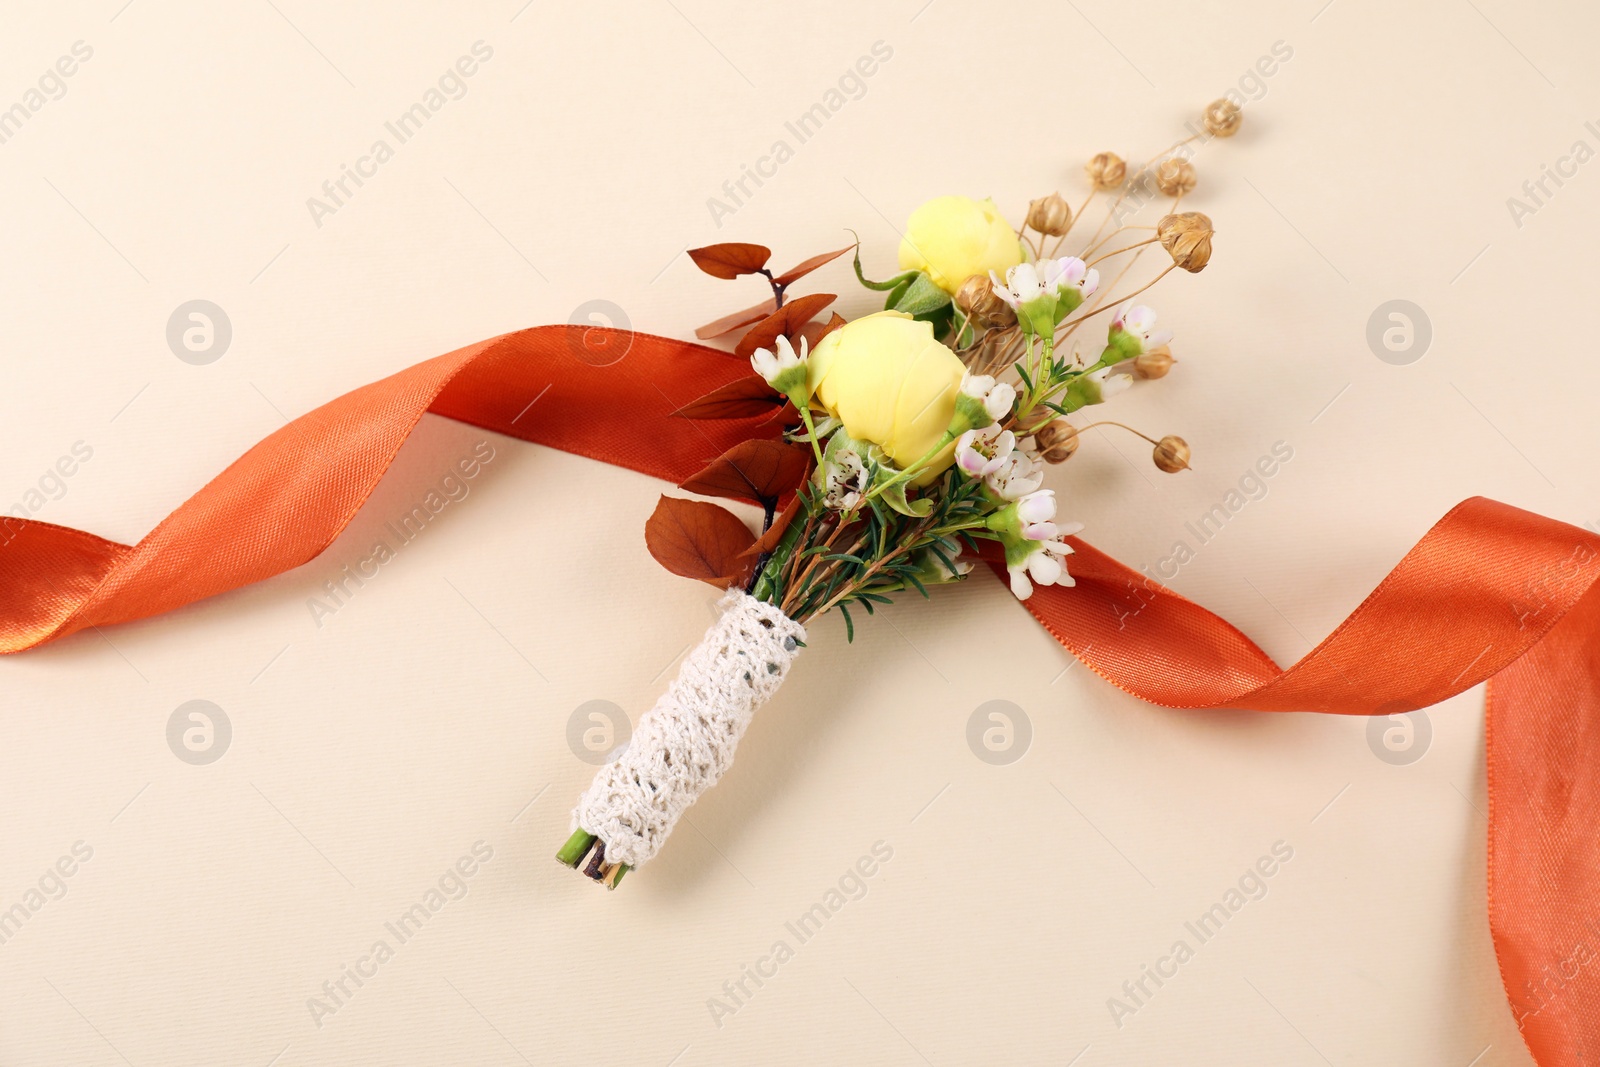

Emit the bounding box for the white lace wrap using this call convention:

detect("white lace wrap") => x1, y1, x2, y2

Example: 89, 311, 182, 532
571, 590, 805, 869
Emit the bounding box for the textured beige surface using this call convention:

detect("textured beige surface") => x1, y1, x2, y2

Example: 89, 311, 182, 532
2, 1, 1598, 1063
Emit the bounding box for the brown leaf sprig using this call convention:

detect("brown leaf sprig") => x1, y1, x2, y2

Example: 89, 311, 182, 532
686, 243, 772, 280
669, 378, 788, 420
678, 439, 811, 509
733, 293, 836, 361
643, 496, 756, 587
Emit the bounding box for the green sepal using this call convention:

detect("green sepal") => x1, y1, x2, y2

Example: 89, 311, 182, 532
915, 302, 955, 340
1101, 326, 1142, 366
1017, 296, 1057, 338
1059, 374, 1105, 413
878, 477, 933, 518
888, 272, 952, 316
1052, 287, 1085, 324
856, 443, 930, 518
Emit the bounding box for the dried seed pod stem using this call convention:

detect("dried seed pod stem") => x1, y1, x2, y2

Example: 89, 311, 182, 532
1076, 420, 1162, 446
1079, 224, 1153, 261
1087, 236, 1160, 268
1057, 263, 1177, 334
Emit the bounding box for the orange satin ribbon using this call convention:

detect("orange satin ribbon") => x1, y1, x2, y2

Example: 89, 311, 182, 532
3, 327, 1596, 1062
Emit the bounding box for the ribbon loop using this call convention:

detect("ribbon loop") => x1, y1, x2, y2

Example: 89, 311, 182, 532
2, 326, 1594, 1064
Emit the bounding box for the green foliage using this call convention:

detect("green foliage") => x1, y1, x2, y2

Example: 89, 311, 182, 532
756, 465, 994, 639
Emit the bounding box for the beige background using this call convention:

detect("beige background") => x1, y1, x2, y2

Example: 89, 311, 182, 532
2, 0, 1598, 1063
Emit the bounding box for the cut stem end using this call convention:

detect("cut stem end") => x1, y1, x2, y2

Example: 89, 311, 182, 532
556, 828, 631, 890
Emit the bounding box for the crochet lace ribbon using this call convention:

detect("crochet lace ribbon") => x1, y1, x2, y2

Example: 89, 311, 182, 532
571, 590, 805, 868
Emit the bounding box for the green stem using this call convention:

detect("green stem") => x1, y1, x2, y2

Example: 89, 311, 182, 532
857, 430, 956, 509
556, 829, 595, 868
795, 403, 826, 467
753, 492, 816, 604
1030, 336, 1052, 406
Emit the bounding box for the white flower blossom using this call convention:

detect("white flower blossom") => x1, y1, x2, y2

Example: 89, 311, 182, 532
1006, 531, 1084, 601
1016, 489, 1060, 540
1038, 256, 1098, 312
749, 335, 809, 396
1091, 366, 1134, 400
959, 372, 1017, 422
986, 451, 1044, 500
990, 257, 1100, 325
822, 447, 866, 510
1106, 304, 1173, 361
955, 424, 1016, 477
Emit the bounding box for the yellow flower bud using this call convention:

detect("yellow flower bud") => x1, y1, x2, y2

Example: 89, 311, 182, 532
898, 196, 1024, 295
808, 311, 967, 480
1156, 212, 1214, 273
1155, 158, 1196, 197
1086, 152, 1126, 190
1026, 192, 1072, 237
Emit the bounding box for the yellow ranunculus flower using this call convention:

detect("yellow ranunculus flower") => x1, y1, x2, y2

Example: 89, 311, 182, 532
807, 311, 966, 481
897, 196, 1024, 294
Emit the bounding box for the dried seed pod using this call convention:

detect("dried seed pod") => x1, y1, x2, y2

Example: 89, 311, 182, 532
1026, 192, 1072, 237
962, 323, 1012, 372
1202, 98, 1243, 138
1033, 419, 1081, 463
1133, 345, 1175, 379
1085, 152, 1127, 190
1153, 435, 1191, 473
1156, 211, 1214, 273
954, 273, 1016, 328
1155, 158, 1197, 197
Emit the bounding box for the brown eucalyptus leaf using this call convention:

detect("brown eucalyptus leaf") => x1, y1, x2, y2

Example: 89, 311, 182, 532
773, 244, 856, 287
644, 496, 755, 586
670, 377, 788, 420
733, 293, 837, 361
687, 243, 772, 280
694, 296, 779, 340
679, 439, 811, 507
797, 312, 847, 351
